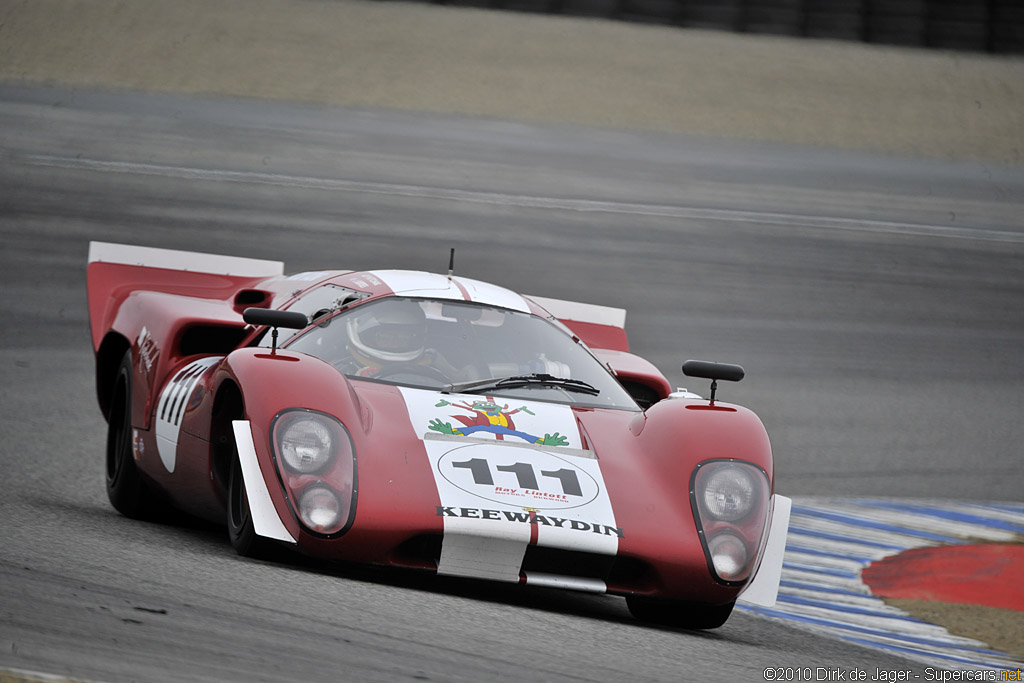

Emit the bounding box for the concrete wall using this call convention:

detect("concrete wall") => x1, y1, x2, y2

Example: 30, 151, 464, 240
421, 0, 1024, 53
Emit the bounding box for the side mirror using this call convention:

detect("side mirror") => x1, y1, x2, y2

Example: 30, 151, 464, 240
682, 360, 744, 402
243, 308, 309, 353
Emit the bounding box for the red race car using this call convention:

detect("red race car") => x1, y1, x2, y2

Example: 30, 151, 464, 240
87, 241, 790, 629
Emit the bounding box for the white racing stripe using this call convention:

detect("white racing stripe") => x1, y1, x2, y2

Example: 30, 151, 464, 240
369, 270, 531, 312
436, 514, 530, 582
453, 276, 531, 313
368, 270, 465, 301
739, 497, 1024, 672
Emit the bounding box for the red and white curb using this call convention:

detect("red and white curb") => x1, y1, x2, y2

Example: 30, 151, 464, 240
738, 497, 1024, 671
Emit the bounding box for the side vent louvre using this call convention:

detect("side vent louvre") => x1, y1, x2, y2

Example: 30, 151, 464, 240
180, 325, 249, 356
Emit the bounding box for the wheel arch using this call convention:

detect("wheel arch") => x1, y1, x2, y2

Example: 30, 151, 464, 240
210, 377, 245, 499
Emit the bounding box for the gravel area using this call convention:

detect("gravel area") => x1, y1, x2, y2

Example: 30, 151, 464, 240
1, 0, 1023, 164
888, 599, 1024, 661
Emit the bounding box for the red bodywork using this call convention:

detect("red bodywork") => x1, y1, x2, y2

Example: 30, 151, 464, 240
87, 242, 780, 610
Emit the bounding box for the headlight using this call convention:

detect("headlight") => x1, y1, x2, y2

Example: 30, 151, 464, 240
298, 485, 342, 532
272, 409, 357, 537
691, 460, 771, 584
278, 413, 335, 474
707, 532, 749, 581
699, 464, 758, 522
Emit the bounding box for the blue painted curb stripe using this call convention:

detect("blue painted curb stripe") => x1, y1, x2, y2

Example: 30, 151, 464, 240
853, 501, 1024, 534
787, 527, 906, 550
782, 562, 859, 579
784, 544, 877, 562
791, 506, 961, 543
778, 580, 872, 598
774, 594, 927, 621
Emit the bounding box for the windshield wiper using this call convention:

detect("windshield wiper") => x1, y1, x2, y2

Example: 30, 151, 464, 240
444, 373, 600, 396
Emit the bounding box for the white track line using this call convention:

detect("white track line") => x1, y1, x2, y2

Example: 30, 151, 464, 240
22, 154, 1024, 244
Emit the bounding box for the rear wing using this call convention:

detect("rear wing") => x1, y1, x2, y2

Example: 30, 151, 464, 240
524, 295, 629, 352
86, 241, 284, 351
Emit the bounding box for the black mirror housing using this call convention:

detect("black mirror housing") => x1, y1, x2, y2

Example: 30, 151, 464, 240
682, 360, 745, 402
682, 360, 745, 383
243, 307, 309, 330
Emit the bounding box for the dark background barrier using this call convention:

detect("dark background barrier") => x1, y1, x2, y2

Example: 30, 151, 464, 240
409, 0, 1024, 53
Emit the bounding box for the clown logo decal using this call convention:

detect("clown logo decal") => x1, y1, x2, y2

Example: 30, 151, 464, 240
428, 399, 569, 447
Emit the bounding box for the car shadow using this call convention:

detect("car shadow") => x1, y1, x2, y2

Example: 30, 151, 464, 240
55, 496, 738, 641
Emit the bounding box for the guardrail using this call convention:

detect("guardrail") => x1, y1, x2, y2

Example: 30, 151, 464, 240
413, 0, 1024, 53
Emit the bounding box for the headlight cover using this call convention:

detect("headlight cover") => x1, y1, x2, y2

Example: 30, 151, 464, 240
297, 485, 342, 532
271, 409, 357, 538
691, 459, 771, 584
279, 414, 335, 474
699, 463, 759, 522
706, 532, 749, 581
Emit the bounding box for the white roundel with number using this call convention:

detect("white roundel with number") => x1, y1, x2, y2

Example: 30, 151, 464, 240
437, 443, 601, 511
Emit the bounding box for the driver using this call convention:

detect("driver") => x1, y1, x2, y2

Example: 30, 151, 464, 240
337, 299, 467, 381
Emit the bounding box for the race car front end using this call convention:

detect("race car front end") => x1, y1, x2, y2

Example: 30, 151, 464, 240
228, 362, 787, 629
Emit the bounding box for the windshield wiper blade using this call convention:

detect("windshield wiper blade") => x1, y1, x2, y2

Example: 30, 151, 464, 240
444, 373, 600, 396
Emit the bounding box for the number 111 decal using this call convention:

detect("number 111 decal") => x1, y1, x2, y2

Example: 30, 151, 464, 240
452, 458, 584, 497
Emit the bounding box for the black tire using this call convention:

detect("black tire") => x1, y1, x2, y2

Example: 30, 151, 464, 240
106, 350, 156, 519
226, 450, 279, 560
626, 596, 735, 630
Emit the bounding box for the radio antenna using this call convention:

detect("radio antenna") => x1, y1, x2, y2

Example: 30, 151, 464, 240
447, 248, 455, 281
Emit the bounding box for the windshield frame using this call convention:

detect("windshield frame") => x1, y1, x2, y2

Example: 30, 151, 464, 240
282, 296, 641, 412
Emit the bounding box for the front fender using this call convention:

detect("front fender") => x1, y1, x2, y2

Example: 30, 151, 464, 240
636, 397, 774, 481
218, 349, 368, 544
632, 397, 777, 599
219, 348, 368, 433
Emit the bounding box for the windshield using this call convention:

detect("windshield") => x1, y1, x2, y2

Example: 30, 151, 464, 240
284, 297, 639, 410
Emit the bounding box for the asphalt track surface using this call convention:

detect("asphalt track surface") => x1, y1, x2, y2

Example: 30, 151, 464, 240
0, 84, 1022, 681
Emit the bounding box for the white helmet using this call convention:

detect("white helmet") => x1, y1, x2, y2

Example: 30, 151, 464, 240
346, 300, 426, 363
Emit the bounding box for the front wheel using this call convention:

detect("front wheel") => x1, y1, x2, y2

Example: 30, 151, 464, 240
226, 452, 279, 560
106, 350, 156, 519
626, 596, 735, 630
